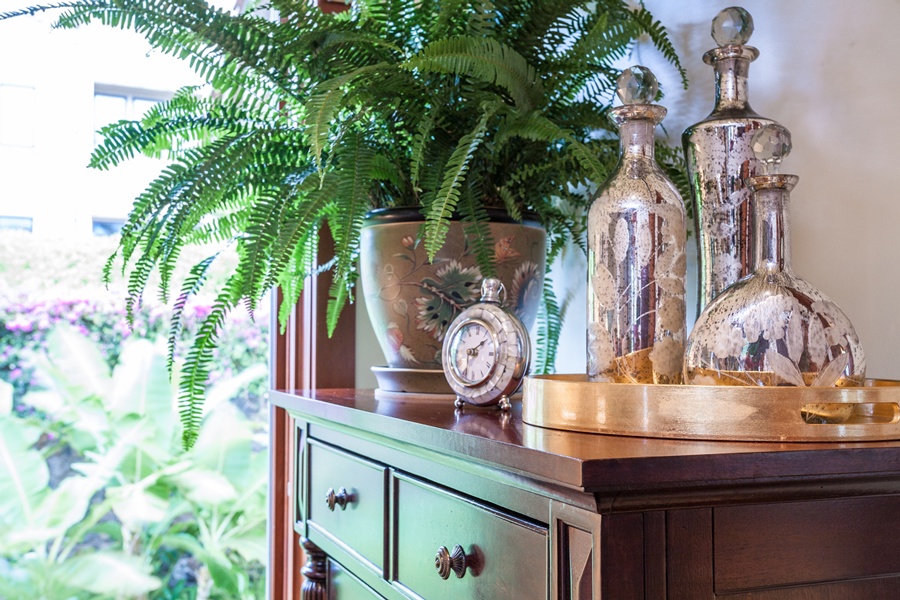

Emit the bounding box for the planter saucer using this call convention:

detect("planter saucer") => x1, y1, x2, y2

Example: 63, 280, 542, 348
371, 366, 453, 395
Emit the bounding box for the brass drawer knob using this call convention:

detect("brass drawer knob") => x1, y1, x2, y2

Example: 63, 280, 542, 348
435, 544, 467, 579
325, 486, 350, 511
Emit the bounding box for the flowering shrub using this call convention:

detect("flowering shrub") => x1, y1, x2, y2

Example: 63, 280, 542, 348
1, 291, 268, 413
1, 291, 162, 397
0, 232, 269, 413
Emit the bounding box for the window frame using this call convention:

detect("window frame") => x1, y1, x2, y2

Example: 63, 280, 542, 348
268, 228, 356, 599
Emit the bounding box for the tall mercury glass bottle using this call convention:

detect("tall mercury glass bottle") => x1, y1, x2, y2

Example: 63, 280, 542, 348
684, 124, 866, 395
683, 6, 781, 316
587, 66, 687, 384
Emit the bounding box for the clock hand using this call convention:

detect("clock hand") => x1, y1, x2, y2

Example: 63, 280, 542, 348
457, 350, 469, 375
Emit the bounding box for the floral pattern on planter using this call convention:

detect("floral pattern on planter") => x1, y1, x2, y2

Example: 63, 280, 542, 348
361, 211, 546, 370
415, 259, 483, 343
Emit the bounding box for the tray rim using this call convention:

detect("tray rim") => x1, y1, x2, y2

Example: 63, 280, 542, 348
521, 374, 900, 442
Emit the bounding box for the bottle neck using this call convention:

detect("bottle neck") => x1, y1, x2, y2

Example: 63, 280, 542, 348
704, 46, 759, 113
714, 56, 751, 111
618, 119, 656, 161
752, 187, 792, 275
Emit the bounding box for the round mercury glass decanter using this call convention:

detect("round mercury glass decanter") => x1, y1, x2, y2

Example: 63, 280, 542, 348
683, 6, 783, 316
684, 124, 866, 388
587, 66, 687, 384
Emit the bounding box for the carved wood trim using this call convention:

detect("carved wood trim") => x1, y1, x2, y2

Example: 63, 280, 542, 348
300, 537, 328, 599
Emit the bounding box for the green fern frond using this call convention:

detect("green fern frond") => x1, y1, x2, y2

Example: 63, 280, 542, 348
458, 184, 496, 279
236, 191, 287, 317
423, 104, 495, 261
167, 253, 219, 373
370, 153, 405, 188
534, 276, 562, 374
497, 186, 523, 223
0, 2, 82, 19
275, 226, 320, 332
402, 35, 543, 112
497, 112, 608, 183
304, 64, 390, 173
264, 177, 334, 298
410, 106, 439, 190
513, 0, 588, 58
629, 7, 689, 89
102, 248, 118, 288
469, 0, 499, 37
124, 253, 156, 327
325, 134, 376, 336
432, 0, 472, 39
179, 274, 241, 449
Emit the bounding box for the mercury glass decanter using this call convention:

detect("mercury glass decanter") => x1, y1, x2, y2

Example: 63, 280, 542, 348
684, 124, 866, 388
683, 7, 782, 316
587, 66, 687, 384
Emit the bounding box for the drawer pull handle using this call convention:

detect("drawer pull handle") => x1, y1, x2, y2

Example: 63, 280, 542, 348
325, 487, 350, 511
435, 545, 467, 579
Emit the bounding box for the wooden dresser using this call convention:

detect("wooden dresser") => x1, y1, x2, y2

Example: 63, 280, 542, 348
270, 389, 900, 599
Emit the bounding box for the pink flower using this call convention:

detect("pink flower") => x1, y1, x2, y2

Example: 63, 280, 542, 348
401, 235, 416, 249
385, 321, 403, 352
5, 315, 33, 333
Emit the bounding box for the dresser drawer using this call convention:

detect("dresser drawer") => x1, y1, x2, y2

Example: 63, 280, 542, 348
393, 474, 548, 600
307, 440, 387, 572
329, 560, 383, 599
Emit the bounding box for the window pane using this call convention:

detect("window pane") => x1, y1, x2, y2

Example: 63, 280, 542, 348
92, 219, 124, 236
94, 93, 127, 144
133, 98, 160, 119
0, 85, 36, 147
0, 216, 33, 231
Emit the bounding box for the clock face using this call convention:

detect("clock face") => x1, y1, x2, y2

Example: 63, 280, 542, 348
448, 320, 497, 386
442, 302, 531, 407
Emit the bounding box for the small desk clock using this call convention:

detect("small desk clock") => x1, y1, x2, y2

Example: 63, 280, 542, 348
441, 278, 531, 410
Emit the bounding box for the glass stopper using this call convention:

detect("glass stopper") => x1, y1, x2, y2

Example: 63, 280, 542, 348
751, 124, 792, 174
711, 6, 754, 46
615, 66, 658, 105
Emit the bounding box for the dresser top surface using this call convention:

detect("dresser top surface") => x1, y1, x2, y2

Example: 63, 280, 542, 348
271, 388, 900, 495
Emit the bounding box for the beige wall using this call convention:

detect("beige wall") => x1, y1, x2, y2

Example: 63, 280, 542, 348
357, 0, 900, 383
635, 0, 900, 380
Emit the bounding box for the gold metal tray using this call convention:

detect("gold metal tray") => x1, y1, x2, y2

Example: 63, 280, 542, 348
522, 375, 900, 442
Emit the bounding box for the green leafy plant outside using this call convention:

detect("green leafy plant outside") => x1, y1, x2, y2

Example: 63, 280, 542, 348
0, 328, 266, 599
2, 0, 688, 447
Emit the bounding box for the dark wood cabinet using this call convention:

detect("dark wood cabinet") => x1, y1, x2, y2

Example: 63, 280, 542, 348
271, 389, 900, 599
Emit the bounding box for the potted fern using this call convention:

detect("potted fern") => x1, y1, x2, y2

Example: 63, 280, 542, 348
3, 0, 687, 445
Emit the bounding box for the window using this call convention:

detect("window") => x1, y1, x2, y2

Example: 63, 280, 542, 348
0, 84, 36, 147
93, 85, 169, 145
92, 218, 125, 236
0, 216, 33, 231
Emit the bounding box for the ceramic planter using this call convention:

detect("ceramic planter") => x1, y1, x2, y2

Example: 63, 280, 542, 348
360, 208, 546, 379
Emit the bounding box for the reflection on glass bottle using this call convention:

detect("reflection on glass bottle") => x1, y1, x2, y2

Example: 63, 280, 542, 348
684, 124, 866, 388
587, 66, 687, 384
683, 6, 782, 316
